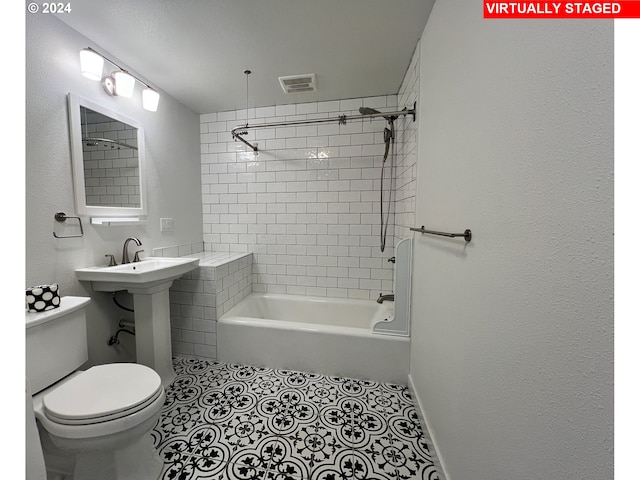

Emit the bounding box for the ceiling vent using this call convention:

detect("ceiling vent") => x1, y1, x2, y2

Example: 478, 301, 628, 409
278, 73, 317, 94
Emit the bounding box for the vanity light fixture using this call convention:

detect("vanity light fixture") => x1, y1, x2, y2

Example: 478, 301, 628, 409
142, 88, 160, 112
79, 48, 104, 80
79, 47, 160, 112
112, 70, 135, 98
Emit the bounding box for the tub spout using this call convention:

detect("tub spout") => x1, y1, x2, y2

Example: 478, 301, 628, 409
377, 293, 394, 304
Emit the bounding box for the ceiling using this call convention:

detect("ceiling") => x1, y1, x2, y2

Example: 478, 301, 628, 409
56, 0, 434, 114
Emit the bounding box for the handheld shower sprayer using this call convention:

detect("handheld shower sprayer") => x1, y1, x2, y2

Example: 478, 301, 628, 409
360, 106, 396, 252
383, 127, 392, 161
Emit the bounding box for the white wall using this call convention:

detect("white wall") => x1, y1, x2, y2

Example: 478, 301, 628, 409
409, 2, 614, 479
25, 14, 203, 366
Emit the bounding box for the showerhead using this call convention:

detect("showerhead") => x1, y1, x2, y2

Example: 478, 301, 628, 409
359, 107, 398, 125
359, 107, 382, 116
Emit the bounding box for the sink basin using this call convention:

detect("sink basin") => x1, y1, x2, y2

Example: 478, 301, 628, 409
76, 257, 199, 292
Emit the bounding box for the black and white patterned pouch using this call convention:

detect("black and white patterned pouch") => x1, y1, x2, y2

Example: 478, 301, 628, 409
26, 284, 61, 312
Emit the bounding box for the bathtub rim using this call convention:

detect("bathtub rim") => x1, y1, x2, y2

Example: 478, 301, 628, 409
218, 292, 399, 338
218, 315, 411, 341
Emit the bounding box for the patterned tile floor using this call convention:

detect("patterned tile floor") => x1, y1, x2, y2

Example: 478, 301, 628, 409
151, 357, 442, 480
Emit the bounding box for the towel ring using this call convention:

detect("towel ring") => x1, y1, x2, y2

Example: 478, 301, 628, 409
53, 212, 84, 238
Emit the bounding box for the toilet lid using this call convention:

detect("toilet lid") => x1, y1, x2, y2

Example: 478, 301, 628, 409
43, 363, 162, 425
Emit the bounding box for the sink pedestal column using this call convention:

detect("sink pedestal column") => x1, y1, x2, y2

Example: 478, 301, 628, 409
76, 256, 199, 389
129, 281, 176, 387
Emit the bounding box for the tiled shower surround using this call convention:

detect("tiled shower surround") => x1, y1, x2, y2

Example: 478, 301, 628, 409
199, 44, 418, 301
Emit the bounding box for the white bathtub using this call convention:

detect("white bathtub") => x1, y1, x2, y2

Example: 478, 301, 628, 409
217, 293, 410, 384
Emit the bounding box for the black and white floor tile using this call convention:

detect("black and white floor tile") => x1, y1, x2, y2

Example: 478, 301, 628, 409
151, 357, 442, 480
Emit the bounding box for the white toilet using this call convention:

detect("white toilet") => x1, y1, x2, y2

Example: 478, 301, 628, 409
26, 296, 166, 480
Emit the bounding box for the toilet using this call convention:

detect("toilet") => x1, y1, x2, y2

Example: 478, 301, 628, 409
26, 296, 165, 480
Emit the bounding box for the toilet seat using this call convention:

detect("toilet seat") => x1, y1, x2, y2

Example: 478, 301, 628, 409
46, 386, 163, 426
34, 363, 165, 440
43, 363, 162, 426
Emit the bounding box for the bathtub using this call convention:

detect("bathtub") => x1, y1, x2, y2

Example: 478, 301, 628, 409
217, 293, 410, 384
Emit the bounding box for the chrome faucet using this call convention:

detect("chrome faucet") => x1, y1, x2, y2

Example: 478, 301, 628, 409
377, 293, 395, 304
121, 237, 142, 264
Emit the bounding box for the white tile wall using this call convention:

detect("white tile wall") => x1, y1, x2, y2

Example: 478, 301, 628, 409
152, 241, 205, 258
394, 41, 420, 244
200, 63, 419, 301
167, 250, 252, 360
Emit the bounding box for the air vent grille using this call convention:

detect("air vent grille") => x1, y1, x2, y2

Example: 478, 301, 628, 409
279, 73, 317, 94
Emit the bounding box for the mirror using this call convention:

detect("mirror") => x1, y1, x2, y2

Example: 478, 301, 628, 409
68, 93, 147, 217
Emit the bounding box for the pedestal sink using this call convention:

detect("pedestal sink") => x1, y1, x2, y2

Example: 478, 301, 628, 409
76, 257, 199, 387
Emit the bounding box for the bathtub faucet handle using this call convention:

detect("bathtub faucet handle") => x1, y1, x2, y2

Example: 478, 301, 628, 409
388, 257, 395, 263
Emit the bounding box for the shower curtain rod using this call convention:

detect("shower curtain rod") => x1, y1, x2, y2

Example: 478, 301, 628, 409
230, 102, 416, 152
82, 137, 138, 150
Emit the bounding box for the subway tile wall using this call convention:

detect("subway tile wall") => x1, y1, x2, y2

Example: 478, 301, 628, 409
152, 241, 205, 258
394, 41, 420, 244
167, 251, 253, 360
200, 99, 412, 300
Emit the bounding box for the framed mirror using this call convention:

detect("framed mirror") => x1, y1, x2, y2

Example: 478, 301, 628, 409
68, 93, 147, 217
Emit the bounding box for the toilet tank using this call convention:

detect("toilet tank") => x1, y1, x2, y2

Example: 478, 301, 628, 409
26, 296, 90, 394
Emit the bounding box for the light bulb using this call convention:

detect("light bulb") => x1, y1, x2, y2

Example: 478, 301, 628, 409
113, 71, 135, 98
142, 88, 160, 112
79, 48, 103, 81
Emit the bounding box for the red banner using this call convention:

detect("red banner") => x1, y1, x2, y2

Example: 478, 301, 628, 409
484, 1, 640, 18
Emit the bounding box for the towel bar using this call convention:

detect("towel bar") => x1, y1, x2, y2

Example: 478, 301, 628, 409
410, 226, 472, 242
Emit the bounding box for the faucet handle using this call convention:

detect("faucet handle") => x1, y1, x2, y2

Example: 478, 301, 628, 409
133, 250, 144, 262
105, 254, 117, 266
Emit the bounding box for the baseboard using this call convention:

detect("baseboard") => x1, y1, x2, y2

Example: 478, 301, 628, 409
408, 373, 449, 480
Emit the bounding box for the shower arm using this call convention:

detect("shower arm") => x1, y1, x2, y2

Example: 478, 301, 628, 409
231, 102, 416, 152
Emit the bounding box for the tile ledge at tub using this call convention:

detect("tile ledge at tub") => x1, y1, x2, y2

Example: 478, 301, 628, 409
180, 251, 252, 267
